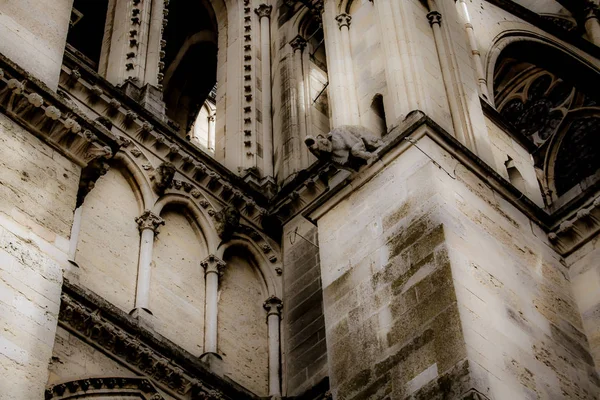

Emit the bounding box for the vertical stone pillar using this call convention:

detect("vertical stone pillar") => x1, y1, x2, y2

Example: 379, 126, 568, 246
101, 0, 152, 85
373, 0, 408, 124
201, 254, 226, 354
132, 210, 164, 314
290, 35, 309, 170
457, 0, 489, 100
322, 0, 346, 127
68, 206, 83, 262
584, 1, 600, 46
255, 4, 274, 177
335, 13, 360, 125
427, 11, 468, 146
264, 296, 283, 398
207, 114, 216, 151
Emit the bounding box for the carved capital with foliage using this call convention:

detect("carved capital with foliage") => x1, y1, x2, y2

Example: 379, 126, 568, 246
255, 4, 272, 18
135, 210, 165, 234
201, 254, 226, 276
263, 295, 283, 316
335, 13, 351, 29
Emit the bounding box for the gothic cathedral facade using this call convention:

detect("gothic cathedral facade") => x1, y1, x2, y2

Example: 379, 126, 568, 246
0, 0, 600, 399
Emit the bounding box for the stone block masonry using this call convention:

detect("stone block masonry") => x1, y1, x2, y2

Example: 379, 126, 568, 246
313, 134, 600, 399
283, 215, 328, 397
0, 112, 79, 399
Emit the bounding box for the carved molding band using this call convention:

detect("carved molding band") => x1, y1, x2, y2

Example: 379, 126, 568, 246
46, 377, 164, 400
548, 195, 600, 255
57, 285, 238, 399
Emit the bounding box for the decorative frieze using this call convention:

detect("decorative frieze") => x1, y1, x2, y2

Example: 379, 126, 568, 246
57, 285, 238, 399
0, 60, 119, 170
548, 195, 600, 255
46, 377, 164, 400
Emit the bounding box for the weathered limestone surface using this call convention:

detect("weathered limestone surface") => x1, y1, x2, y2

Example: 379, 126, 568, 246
150, 209, 207, 357
569, 234, 600, 375
0, 0, 73, 90
283, 216, 328, 396
48, 326, 135, 384
219, 253, 269, 396
315, 133, 599, 399
75, 168, 140, 314
0, 112, 78, 398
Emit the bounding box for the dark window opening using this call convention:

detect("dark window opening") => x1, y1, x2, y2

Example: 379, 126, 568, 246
66, 0, 109, 70
162, 0, 218, 136
493, 41, 600, 201
371, 94, 387, 135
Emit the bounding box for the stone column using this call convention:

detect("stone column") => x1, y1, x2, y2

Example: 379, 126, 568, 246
201, 254, 226, 354
255, 4, 274, 177
457, 0, 489, 100
335, 13, 360, 125
68, 206, 83, 262
207, 114, 215, 151
584, 1, 600, 46
290, 35, 309, 170
373, 0, 408, 124
133, 210, 164, 314
264, 296, 283, 398
427, 11, 468, 146
322, 1, 346, 127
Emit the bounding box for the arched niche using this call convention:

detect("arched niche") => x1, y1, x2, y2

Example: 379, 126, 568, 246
76, 163, 143, 313
218, 245, 269, 397
150, 203, 209, 357
492, 39, 600, 205
162, 0, 220, 137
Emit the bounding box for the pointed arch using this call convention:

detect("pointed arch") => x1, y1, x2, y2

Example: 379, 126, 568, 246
113, 151, 154, 211
216, 237, 282, 298
152, 193, 219, 253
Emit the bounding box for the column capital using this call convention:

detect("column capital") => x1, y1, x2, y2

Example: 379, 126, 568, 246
427, 11, 442, 26
335, 13, 352, 29
263, 295, 283, 316
201, 254, 227, 276
289, 35, 307, 52
255, 4, 273, 18
584, 0, 600, 20
135, 210, 165, 234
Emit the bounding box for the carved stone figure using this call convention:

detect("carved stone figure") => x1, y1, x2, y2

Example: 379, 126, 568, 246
150, 161, 176, 195
214, 206, 240, 242
305, 125, 384, 170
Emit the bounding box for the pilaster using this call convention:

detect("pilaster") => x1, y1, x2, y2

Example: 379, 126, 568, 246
264, 295, 283, 398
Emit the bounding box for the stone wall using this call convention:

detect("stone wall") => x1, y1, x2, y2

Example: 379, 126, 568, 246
0, 112, 79, 399
219, 252, 269, 396
283, 216, 328, 396
569, 235, 600, 375
150, 209, 207, 357
0, 0, 73, 90
313, 131, 600, 399
75, 167, 141, 314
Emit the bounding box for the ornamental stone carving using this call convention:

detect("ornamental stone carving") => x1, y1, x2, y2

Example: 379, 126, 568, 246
289, 35, 307, 52
45, 377, 163, 399
254, 4, 272, 18
427, 11, 442, 26
201, 254, 226, 276
335, 13, 351, 29
305, 125, 384, 171
263, 296, 283, 316
135, 210, 165, 234
150, 161, 176, 195
214, 206, 241, 242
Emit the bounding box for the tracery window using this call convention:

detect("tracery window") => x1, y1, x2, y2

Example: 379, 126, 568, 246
494, 43, 600, 204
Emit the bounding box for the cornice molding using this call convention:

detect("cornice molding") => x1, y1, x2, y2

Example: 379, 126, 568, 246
59, 280, 259, 400
0, 52, 121, 168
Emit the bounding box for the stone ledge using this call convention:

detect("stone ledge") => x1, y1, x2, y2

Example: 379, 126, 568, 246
59, 280, 260, 400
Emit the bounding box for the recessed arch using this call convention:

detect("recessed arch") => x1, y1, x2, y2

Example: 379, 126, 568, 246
216, 236, 281, 299
113, 152, 154, 211
152, 193, 219, 253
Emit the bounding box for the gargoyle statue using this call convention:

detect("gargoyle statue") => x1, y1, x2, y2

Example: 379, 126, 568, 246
305, 125, 384, 170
